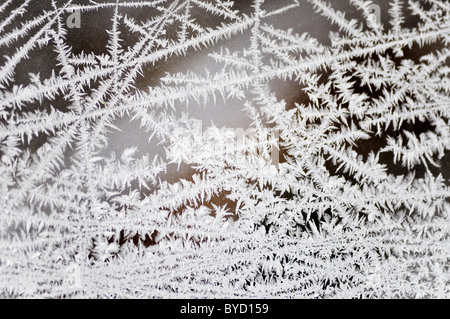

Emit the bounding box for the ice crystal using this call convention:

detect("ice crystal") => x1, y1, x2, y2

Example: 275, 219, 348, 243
0, 0, 449, 298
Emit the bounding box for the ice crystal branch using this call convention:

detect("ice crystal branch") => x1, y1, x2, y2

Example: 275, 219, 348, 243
0, 0, 449, 298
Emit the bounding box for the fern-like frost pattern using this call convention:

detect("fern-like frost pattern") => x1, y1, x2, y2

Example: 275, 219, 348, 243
0, 0, 449, 298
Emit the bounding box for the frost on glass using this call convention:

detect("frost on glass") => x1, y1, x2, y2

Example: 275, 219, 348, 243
0, 0, 449, 298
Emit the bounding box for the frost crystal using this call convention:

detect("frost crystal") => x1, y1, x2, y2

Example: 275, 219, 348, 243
0, 0, 449, 298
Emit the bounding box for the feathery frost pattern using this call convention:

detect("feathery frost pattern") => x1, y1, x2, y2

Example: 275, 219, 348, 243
0, 0, 449, 298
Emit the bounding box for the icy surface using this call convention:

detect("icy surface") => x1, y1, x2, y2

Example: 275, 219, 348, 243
0, 0, 449, 298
